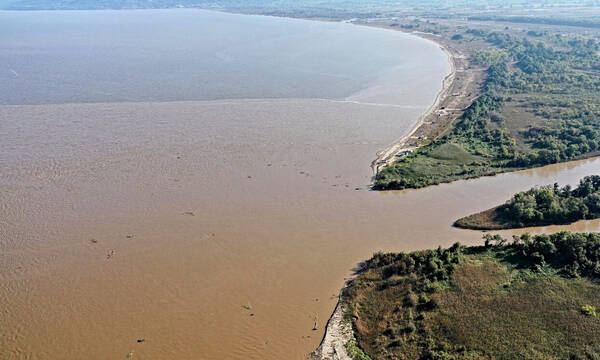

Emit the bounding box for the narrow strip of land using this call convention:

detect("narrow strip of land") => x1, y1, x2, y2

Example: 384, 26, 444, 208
455, 175, 600, 230
371, 31, 485, 174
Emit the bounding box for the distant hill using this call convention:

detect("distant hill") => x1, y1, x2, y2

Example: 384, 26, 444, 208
1, 0, 203, 10
0, 0, 391, 11
1, 0, 590, 12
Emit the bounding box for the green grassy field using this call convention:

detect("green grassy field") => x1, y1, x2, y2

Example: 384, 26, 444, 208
346, 233, 600, 359
431, 259, 600, 358
374, 141, 520, 190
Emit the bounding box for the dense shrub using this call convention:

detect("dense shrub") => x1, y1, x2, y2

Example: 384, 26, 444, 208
500, 176, 600, 226
513, 231, 600, 278
366, 243, 463, 283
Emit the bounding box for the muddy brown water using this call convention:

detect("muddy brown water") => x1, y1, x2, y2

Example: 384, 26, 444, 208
3, 9, 600, 360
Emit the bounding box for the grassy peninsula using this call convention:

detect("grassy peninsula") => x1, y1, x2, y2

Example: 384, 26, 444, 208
345, 232, 600, 359
455, 175, 600, 230
373, 20, 600, 190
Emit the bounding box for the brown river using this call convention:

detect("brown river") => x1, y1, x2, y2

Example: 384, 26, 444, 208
3, 9, 600, 360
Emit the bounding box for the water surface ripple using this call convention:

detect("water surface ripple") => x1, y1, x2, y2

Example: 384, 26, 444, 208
4, 9, 597, 360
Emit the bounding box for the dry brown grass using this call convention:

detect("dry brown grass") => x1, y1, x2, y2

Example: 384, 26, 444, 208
429, 259, 600, 359
453, 206, 513, 230
348, 251, 600, 359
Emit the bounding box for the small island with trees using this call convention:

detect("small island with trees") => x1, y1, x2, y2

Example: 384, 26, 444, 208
455, 175, 600, 230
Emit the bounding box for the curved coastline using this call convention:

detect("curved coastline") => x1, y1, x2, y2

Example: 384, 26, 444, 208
0, 9, 472, 358
371, 39, 457, 173
309, 32, 461, 360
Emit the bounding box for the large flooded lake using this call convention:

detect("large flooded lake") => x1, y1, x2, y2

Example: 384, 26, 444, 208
3, 8, 600, 360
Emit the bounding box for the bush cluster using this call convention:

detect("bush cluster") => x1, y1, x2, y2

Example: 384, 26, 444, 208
365, 243, 463, 283
513, 231, 600, 279
500, 175, 600, 226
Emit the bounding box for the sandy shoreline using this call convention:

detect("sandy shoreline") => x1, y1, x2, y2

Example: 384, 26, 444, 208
308, 27, 483, 360
306, 284, 354, 360
371, 38, 457, 173
367, 26, 486, 176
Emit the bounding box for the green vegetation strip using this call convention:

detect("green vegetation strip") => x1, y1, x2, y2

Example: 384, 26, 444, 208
455, 175, 600, 229
346, 231, 600, 359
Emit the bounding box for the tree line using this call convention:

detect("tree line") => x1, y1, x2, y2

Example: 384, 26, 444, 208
500, 175, 600, 227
